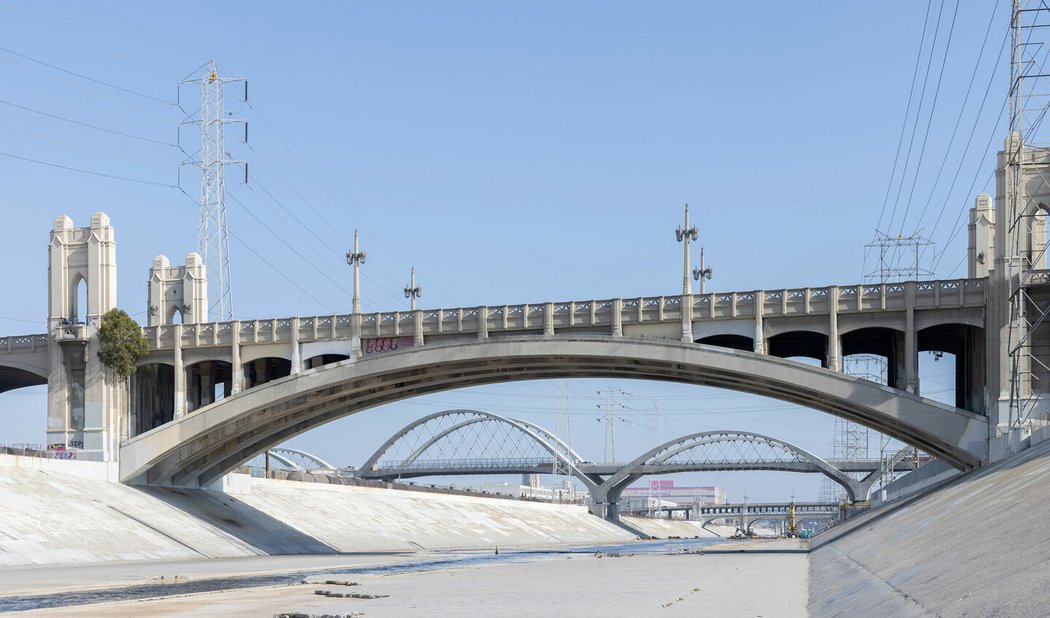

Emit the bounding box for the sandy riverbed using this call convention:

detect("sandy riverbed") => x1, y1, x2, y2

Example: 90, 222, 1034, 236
13, 538, 809, 617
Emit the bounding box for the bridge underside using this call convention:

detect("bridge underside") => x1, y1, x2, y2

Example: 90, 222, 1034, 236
120, 337, 988, 488
0, 366, 46, 395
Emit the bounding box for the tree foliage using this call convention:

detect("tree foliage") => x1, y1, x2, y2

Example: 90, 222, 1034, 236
97, 308, 149, 380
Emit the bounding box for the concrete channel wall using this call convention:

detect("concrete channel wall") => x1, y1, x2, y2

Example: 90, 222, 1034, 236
0, 460, 636, 567
809, 437, 1050, 617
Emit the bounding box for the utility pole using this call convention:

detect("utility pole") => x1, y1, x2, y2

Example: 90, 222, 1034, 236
346, 229, 366, 314
404, 267, 422, 311
180, 60, 246, 322
693, 247, 713, 294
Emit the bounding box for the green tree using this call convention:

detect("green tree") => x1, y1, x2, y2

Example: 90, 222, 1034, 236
97, 308, 149, 380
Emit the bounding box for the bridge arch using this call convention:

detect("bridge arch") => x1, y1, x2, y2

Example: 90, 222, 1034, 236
695, 334, 753, 351
596, 430, 867, 509
0, 362, 48, 395
359, 409, 596, 489
119, 336, 986, 487
918, 323, 984, 412
767, 330, 828, 365
268, 447, 337, 471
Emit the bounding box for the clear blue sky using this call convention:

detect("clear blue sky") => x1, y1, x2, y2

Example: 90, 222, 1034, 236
0, 1, 1007, 501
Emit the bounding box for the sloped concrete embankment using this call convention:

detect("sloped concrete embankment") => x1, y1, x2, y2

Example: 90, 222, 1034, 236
622, 516, 721, 539
0, 462, 633, 567
809, 437, 1050, 617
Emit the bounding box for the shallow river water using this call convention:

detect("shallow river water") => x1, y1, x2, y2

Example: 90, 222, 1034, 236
0, 536, 730, 612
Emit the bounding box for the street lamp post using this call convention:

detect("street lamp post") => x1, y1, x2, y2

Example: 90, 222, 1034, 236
346, 230, 366, 357
346, 229, 366, 314
676, 204, 698, 341
676, 204, 699, 295
404, 267, 422, 311
693, 246, 713, 294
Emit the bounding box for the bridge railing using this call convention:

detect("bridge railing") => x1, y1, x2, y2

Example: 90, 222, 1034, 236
0, 334, 49, 354
134, 277, 986, 350
371, 457, 557, 472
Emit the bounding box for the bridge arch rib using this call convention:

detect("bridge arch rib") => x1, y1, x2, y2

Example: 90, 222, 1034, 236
0, 363, 47, 395
598, 430, 867, 503
119, 336, 987, 487
358, 409, 596, 489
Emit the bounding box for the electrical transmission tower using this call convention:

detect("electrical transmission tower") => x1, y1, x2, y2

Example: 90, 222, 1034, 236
180, 60, 247, 321
864, 231, 934, 284
1005, 0, 1050, 426
596, 386, 626, 464
551, 381, 574, 502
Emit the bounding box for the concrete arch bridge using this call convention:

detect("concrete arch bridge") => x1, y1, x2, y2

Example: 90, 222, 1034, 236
116, 336, 987, 495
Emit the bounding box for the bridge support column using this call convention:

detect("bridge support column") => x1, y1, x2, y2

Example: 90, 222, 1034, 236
905, 282, 919, 394
477, 306, 488, 340
544, 302, 554, 336
290, 317, 301, 374
681, 294, 693, 342
612, 299, 622, 337
231, 324, 242, 395
173, 324, 186, 419
413, 310, 424, 346
753, 290, 765, 354
828, 285, 840, 371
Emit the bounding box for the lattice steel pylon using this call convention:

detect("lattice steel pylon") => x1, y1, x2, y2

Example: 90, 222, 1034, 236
1006, 1, 1050, 426
864, 232, 935, 284
180, 60, 246, 321
551, 381, 574, 502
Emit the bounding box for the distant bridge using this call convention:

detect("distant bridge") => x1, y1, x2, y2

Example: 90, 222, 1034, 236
352, 409, 924, 528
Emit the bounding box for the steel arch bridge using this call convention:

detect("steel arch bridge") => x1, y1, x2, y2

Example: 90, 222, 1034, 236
590, 431, 875, 515
263, 447, 339, 473
356, 411, 917, 529
359, 409, 599, 490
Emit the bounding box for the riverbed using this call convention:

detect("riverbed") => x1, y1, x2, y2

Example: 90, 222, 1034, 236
5, 537, 808, 616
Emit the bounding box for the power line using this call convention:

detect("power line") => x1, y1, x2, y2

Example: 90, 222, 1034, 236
896, 0, 961, 236
885, 0, 948, 235
0, 97, 174, 146
176, 187, 335, 313
923, 26, 1011, 245
244, 100, 458, 303
245, 163, 401, 308
875, 0, 935, 234
226, 190, 355, 298
0, 45, 176, 107
0, 149, 176, 187
910, 0, 1000, 235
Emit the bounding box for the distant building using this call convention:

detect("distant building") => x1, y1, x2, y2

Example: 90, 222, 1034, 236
620, 480, 725, 518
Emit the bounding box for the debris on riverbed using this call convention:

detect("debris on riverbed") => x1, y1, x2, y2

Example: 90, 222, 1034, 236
274, 613, 365, 618
301, 580, 360, 587
313, 590, 389, 599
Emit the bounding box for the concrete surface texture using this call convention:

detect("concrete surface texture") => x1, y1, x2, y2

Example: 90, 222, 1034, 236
0, 464, 634, 567
810, 436, 1050, 617
20, 540, 810, 617
621, 516, 721, 539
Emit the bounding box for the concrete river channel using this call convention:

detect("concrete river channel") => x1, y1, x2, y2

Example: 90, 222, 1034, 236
0, 537, 729, 613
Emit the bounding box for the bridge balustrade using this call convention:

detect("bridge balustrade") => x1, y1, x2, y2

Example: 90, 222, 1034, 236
130, 277, 983, 352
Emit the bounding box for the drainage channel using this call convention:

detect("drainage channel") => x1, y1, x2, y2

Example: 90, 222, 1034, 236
0, 537, 726, 612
